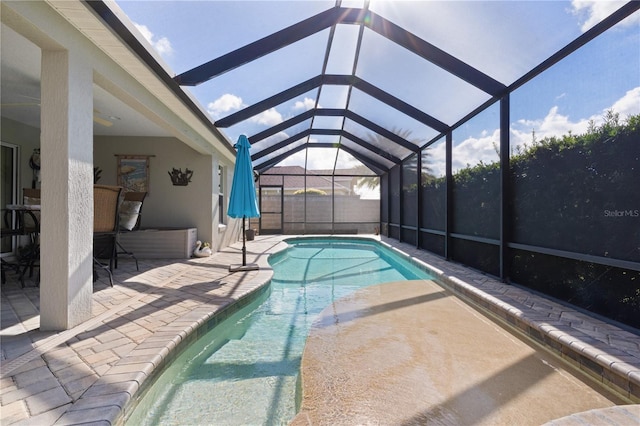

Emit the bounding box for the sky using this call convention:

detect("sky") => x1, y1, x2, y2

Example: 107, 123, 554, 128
115, 0, 639, 179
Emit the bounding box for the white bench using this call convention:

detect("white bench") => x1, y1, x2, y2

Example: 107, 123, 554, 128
118, 228, 197, 258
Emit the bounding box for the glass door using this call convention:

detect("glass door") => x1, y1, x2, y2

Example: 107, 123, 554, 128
1, 143, 19, 256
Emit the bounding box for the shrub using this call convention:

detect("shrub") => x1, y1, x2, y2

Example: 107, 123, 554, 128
418, 112, 640, 328
293, 188, 327, 196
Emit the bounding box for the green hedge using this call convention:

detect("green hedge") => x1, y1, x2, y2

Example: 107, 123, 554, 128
417, 113, 639, 328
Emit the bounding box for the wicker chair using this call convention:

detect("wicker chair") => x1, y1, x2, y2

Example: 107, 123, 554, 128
22, 188, 41, 282
23, 188, 41, 200
93, 185, 123, 286
116, 191, 147, 270
1, 208, 39, 287
0, 189, 41, 286
22, 188, 41, 234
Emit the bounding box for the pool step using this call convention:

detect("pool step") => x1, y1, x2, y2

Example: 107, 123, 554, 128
163, 371, 298, 425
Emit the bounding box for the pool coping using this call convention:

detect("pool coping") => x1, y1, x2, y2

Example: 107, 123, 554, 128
116, 235, 639, 424
111, 240, 287, 425
2, 235, 637, 425
378, 237, 640, 404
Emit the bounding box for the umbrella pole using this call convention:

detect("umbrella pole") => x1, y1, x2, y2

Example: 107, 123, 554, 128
242, 216, 247, 266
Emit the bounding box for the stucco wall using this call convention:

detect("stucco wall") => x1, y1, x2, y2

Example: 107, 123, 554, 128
94, 135, 218, 246
1, 117, 41, 196
1, 122, 239, 252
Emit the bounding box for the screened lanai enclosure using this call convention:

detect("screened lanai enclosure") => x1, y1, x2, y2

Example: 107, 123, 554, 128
113, 1, 640, 328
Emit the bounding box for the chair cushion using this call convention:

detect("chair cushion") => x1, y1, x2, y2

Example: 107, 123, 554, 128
23, 196, 41, 229
119, 200, 142, 231
24, 196, 40, 206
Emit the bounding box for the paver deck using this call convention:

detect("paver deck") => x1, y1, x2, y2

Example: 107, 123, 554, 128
1, 235, 639, 425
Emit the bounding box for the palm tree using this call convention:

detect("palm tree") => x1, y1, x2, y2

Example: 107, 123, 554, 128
353, 128, 433, 191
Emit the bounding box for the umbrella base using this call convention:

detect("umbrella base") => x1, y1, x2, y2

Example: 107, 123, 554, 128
229, 263, 260, 272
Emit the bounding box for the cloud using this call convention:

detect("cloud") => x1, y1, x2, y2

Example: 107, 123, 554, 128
610, 87, 640, 118
451, 129, 501, 173
207, 94, 286, 125
423, 142, 447, 177
424, 129, 501, 176
427, 87, 640, 175
251, 132, 292, 168
307, 155, 336, 171
275, 143, 340, 171
263, 87, 639, 176
278, 150, 310, 168
511, 107, 578, 150
207, 94, 244, 119
250, 108, 283, 126
293, 97, 317, 111
571, 1, 638, 32
261, 131, 290, 145
511, 86, 640, 154
134, 23, 173, 56
335, 151, 360, 170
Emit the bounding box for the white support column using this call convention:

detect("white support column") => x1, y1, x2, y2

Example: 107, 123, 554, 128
213, 156, 220, 220
212, 156, 222, 250
39, 49, 94, 330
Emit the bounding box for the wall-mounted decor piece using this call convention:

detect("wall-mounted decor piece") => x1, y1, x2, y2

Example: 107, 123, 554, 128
29, 148, 40, 188
168, 168, 194, 186
94, 166, 102, 184
117, 155, 151, 192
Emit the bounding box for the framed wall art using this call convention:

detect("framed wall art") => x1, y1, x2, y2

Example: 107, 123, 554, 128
117, 155, 151, 193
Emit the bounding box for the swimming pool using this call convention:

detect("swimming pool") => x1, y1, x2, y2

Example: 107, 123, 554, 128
126, 237, 433, 425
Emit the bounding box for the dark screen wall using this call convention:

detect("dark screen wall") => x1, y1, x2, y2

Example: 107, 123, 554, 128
380, 22, 640, 329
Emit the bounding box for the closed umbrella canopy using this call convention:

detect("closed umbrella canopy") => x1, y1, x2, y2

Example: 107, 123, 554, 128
228, 134, 260, 219
228, 134, 260, 271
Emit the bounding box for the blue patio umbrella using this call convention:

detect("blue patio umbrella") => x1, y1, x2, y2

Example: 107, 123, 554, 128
227, 134, 260, 269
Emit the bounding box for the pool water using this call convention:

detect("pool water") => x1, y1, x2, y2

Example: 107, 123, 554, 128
127, 238, 432, 425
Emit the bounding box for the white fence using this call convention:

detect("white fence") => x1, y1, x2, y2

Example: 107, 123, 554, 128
257, 195, 380, 234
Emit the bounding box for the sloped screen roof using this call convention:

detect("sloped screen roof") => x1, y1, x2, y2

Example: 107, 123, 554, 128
164, 1, 638, 175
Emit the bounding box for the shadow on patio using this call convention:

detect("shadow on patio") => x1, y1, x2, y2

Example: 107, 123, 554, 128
0, 235, 283, 425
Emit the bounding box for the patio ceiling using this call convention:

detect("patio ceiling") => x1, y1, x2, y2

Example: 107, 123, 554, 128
1, 0, 236, 160
169, 1, 639, 175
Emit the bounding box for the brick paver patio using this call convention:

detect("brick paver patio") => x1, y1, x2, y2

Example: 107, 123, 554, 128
1, 235, 638, 425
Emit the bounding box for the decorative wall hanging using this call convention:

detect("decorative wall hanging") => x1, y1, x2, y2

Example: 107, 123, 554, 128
116, 155, 151, 192
168, 168, 194, 186
29, 148, 40, 188
94, 167, 102, 184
